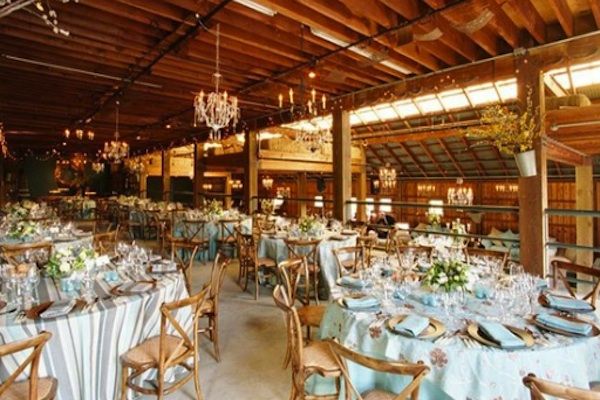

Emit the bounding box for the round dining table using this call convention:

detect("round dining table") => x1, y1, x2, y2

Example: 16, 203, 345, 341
0, 268, 190, 400
317, 276, 600, 399
258, 230, 357, 295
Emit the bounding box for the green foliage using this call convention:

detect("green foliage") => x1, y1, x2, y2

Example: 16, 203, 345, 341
423, 258, 470, 292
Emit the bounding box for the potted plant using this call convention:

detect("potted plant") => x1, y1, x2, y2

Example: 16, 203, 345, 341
466, 89, 540, 177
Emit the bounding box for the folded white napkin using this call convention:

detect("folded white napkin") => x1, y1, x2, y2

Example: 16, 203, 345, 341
41, 299, 76, 319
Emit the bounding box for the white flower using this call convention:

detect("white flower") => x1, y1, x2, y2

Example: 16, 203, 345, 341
59, 262, 71, 273
438, 274, 448, 284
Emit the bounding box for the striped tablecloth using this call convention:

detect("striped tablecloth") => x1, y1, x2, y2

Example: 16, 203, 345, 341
0, 269, 190, 400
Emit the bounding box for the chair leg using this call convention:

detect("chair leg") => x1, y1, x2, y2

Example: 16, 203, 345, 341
313, 270, 319, 305
193, 336, 204, 400
120, 366, 128, 400
254, 265, 259, 300
212, 315, 221, 362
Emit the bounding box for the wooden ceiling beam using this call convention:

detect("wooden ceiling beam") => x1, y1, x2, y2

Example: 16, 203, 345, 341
419, 142, 447, 176
437, 138, 466, 176
380, 144, 412, 177
544, 136, 592, 166
590, 0, 600, 28
398, 142, 428, 176
460, 136, 485, 176
548, 0, 574, 37
495, 0, 546, 43
380, 0, 421, 20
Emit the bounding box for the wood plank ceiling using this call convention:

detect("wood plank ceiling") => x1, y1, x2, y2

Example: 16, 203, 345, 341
0, 0, 599, 159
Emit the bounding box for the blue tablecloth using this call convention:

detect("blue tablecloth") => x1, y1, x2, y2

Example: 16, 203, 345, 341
317, 293, 600, 399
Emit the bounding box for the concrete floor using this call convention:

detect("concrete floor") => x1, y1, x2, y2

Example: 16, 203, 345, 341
141, 258, 292, 399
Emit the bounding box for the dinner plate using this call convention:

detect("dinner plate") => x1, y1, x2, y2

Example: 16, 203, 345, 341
467, 323, 534, 349
111, 280, 156, 296
27, 299, 85, 320
336, 277, 372, 289
387, 314, 446, 340
538, 293, 595, 313
531, 314, 600, 337
148, 261, 178, 274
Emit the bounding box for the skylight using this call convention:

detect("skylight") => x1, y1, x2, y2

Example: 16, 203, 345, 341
414, 94, 444, 114
438, 89, 470, 110
546, 60, 600, 91
465, 83, 499, 106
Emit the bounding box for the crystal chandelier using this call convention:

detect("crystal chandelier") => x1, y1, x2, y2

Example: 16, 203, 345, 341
0, 0, 78, 36
91, 162, 104, 173
262, 176, 273, 190
193, 24, 240, 142
379, 163, 397, 191
295, 119, 331, 152
447, 178, 474, 206
102, 101, 129, 163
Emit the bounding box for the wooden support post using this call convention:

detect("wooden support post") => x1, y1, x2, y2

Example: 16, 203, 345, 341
244, 130, 258, 214
332, 107, 351, 222
576, 164, 594, 267
517, 56, 547, 277
139, 172, 148, 199
193, 143, 205, 207
0, 155, 6, 207
298, 172, 307, 217
161, 149, 171, 202
224, 172, 232, 209
357, 167, 368, 221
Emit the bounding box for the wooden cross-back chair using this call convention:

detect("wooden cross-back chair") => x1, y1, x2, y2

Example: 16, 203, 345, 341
120, 286, 209, 400
256, 218, 276, 234
523, 374, 600, 400
0, 241, 53, 268
93, 226, 119, 256
333, 246, 366, 278
356, 235, 376, 266
327, 339, 429, 400
237, 231, 276, 300
176, 219, 209, 261
143, 211, 170, 256
550, 260, 600, 308
0, 331, 57, 400
272, 285, 341, 400
466, 247, 508, 269
216, 218, 240, 256
170, 242, 199, 294
278, 259, 326, 367
284, 238, 322, 304
197, 252, 230, 362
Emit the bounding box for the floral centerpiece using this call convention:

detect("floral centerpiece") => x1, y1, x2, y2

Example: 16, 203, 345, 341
260, 199, 274, 215
423, 259, 470, 292
298, 215, 325, 237
46, 247, 97, 279
7, 220, 42, 241
426, 212, 441, 226
3, 202, 29, 219
201, 199, 223, 221
466, 88, 540, 176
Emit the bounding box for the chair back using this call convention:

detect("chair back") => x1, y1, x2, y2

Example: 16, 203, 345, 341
284, 238, 321, 266
207, 252, 230, 300
218, 219, 240, 243
93, 226, 119, 255
523, 373, 600, 400
0, 331, 53, 399
333, 246, 365, 278
327, 339, 429, 400
357, 235, 376, 263
158, 287, 209, 375
0, 241, 53, 267
278, 258, 308, 305
181, 220, 208, 244
550, 260, 600, 307
256, 218, 276, 234
171, 242, 199, 293
272, 285, 304, 373
466, 247, 508, 268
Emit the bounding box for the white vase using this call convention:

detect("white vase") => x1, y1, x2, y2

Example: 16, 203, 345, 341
514, 150, 537, 177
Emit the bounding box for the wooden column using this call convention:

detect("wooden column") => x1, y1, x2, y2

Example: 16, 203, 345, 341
332, 107, 352, 222
517, 56, 547, 277
193, 143, 205, 207
139, 171, 148, 198
298, 172, 307, 217
224, 172, 232, 209
244, 130, 258, 214
576, 164, 594, 266
161, 150, 171, 202
0, 155, 6, 207
357, 153, 368, 221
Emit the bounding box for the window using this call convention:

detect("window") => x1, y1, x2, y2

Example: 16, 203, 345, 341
365, 197, 375, 217
379, 198, 392, 213
428, 199, 444, 217
314, 195, 324, 208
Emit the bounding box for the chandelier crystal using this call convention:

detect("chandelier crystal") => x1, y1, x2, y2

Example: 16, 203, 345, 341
193, 24, 240, 142
295, 119, 332, 152
0, 0, 77, 36
447, 178, 474, 206
262, 176, 273, 190
102, 101, 129, 163
379, 163, 397, 191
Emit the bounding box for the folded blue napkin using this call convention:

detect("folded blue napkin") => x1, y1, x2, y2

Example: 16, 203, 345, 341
418, 294, 439, 307
545, 295, 593, 312
536, 313, 592, 336
339, 276, 369, 289
103, 270, 119, 283
395, 315, 429, 337
343, 296, 380, 310
474, 284, 490, 299
392, 289, 406, 300
479, 321, 525, 349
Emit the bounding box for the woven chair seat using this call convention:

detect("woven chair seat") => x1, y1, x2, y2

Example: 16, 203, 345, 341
4, 377, 57, 400
297, 305, 325, 327
196, 298, 215, 314
362, 389, 396, 400
257, 257, 277, 268
121, 335, 187, 367
217, 237, 237, 244
303, 341, 339, 371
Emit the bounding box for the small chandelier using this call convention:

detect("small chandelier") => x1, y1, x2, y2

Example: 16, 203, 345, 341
295, 119, 331, 152
231, 179, 243, 190
125, 158, 145, 174
91, 162, 104, 173
202, 183, 213, 191
379, 163, 397, 191
193, 24, 240, 142
102, 101, 129, 163
262, 176, 273, 190
447, 178, 473, 206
